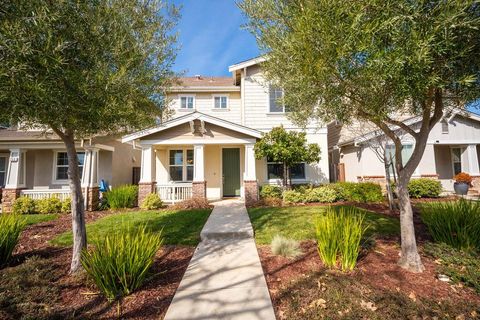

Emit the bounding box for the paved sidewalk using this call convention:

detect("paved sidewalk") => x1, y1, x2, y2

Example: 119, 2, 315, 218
164, 199, 276, 320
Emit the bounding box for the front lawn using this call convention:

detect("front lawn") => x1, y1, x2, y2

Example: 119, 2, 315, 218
248, 205, 400, 244
22, 214, 59, 226
52, 209, 211, 247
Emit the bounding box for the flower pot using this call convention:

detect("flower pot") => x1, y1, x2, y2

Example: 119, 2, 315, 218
453, 182, 469, 195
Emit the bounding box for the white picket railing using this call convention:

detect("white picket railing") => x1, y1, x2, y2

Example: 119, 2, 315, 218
20, 189, 71, 201
156, 183, 192, 203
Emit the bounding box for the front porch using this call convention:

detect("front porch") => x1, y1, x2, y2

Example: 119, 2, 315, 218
0, 142, 114, 212
123, 112, 263, 205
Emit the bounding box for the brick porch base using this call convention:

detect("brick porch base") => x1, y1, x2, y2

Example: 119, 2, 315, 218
244, 180, 258, 207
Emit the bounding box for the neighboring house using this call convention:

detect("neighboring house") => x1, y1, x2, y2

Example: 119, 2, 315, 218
0, 127, 141, 212
123, 57, 329, 205
328, 110, 480, 194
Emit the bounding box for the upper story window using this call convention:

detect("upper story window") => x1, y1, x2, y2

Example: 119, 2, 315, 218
269, 86, 290, 113
179, 95, 195, 109
0, 156, 6, 187
213, 95, 228, 109
169, 149, 194, 182
54, 151, 85, 182
441, 119, 449, 134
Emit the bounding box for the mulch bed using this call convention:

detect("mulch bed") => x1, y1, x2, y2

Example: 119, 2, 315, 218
2, 210, 194, 320
258, 240, 480, 319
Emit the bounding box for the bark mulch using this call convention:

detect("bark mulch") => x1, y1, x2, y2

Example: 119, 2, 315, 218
258, 240, 480, 319
1, 211, 194, 320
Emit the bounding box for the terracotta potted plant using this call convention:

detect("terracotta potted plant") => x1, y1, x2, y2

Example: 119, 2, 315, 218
453, 172, 472, 195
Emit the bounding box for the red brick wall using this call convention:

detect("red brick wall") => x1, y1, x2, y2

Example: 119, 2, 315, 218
244, 180, 258, 207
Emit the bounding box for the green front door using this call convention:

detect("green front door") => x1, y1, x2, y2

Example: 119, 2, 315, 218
222, 148, 241, 197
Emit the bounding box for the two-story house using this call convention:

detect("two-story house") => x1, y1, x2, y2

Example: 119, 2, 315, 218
123, 57, 329, 205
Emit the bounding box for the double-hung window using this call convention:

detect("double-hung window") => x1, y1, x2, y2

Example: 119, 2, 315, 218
213, 95, 228, 109
269, 87, 289, 113
169, 149, 194, 182
451, 148, 462, 175
0, 156, 6, 187
385, 144, 413, 174
180, 96, 195, 110
55, 152, 85, 182
267, 157, 306, 180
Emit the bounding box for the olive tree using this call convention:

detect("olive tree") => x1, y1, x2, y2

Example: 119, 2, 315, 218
0, 0, 178, 272
254, 126, 320, 189
240, 0, 480, 272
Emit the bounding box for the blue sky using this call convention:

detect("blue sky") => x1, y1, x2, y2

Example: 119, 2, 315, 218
171, 0, 259, 76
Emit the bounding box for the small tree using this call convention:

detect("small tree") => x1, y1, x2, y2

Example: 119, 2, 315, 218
241, 0, 480, 272
254, 126, 320, 189
0, 0, 178, 273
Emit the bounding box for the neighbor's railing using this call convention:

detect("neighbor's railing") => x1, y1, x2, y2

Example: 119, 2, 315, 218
20, 189, 71, 201
156, 183, 192, 203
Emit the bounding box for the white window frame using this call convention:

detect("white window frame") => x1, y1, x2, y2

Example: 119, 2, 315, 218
0, 154, 8, 187
52, 151, 85, 184
178, 95, 195, 111
266, 159, 307, 183
385, 143, 419, 176
212, 94, 229, 110
268, 86, 288, 114
451, 147, 463, 176
168, 148, 194, 182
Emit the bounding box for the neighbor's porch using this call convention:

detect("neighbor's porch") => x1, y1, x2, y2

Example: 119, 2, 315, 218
0, 143, 114, 212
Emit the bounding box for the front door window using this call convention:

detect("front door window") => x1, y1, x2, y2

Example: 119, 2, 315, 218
0, 157, 6, 187
451, 148, 462, 175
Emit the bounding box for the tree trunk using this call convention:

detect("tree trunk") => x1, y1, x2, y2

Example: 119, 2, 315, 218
283, 162, 290, 190
63, 133, 87, 273
383, 149, 395, 211
396, 172, 424, 273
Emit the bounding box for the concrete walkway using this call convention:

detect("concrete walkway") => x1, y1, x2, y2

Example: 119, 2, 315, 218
164, 199, 276, 320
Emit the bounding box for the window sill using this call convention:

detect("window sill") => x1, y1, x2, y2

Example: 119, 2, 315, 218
211, 108, 230, 112
266, 179, 307, 184
266, 112, 286, 116
177, 108, 195, 112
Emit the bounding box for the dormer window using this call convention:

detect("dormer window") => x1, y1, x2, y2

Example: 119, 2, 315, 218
179, 95, 195, 109
213, 95, 228, 109
269, 87, 288, 113
441, 119, 449, 134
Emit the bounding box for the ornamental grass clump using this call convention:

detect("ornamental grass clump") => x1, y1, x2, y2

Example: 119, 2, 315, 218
421, 200, 480, 252
104, 185, 138, 209
0, 214, 26, 266
271, 235, 302, 258
81, 225, 162, 301
315, 207, 367, 271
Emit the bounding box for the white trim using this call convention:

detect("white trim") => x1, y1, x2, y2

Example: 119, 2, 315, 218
170, 86, 240, 93
122, 111, 263, 142
139, 138, 258, 146
167, 148, 194, 183
178, 94, 196, 111
450, 147, 463, 176
211, 94, 229, 110
52, 150, 86, 185
267, 86, 287, 114
228, 56, 267, 72
428, 140, 480, 145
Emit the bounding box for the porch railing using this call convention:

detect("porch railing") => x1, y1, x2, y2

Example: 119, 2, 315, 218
20, 189, 71, 201
156, 183, 192, 203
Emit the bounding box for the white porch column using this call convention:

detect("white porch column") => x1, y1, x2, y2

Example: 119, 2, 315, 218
138, 145, 156, 204
5, 148, 25, 188
192, 144, 206, 199
244, 143, 256, 181
139, 145, 156, 183
81, 148, 99, 188
466, 144, 480, 175
244, 143, 258, 206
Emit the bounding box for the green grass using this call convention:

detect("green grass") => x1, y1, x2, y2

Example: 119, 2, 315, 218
51, 209, 211, 247
22, 214, 59, 226
248, 205, 399, 244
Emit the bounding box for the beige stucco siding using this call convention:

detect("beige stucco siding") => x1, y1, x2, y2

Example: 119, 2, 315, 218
109, 140, 141, 187
428, 115, 480, 143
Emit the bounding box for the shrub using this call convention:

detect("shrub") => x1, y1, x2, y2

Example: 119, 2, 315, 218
304, 186, 338, 203
36, 197, 63, 214
12, 197, 36, 215
259, 185, 282, 199
424, 242, 480, 293
421, 200, 480, 252
315, 207, 367, 271
282, 190, 305, 204
140, 193, 163, 210
330, 182, 383, 203
81, 225, 162, 301
61, 198, 71, 213
104, 185, 138, 209
259, 197, 283, 207
407, 178, 442, 198
271, 235, 301, 258
0, 214, 26, 266
171, 198, 212, 210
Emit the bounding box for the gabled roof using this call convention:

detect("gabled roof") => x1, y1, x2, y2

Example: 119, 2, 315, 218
228, 56, 267, 72
169, 76, 240, 92
122, 111, 263, 143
